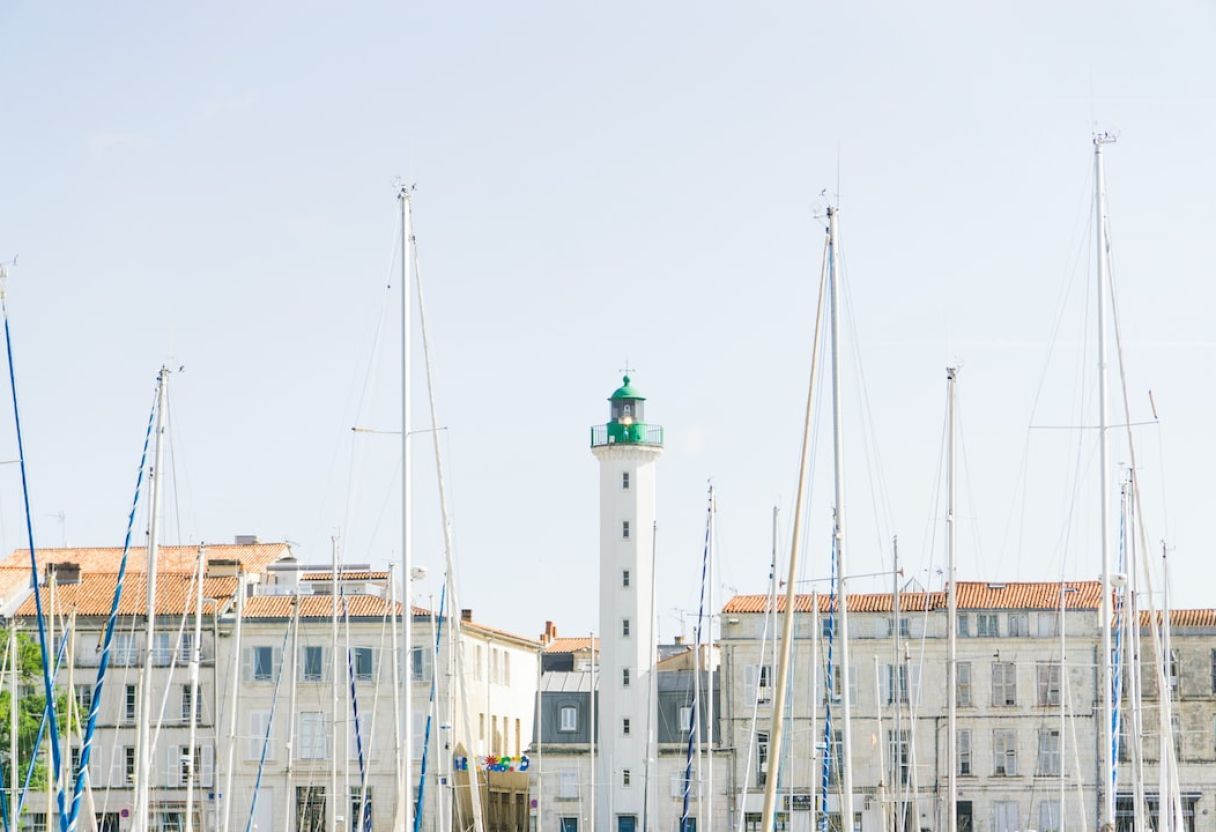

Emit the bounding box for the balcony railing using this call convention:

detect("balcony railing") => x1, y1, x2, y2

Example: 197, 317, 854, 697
590, 423, 664, 448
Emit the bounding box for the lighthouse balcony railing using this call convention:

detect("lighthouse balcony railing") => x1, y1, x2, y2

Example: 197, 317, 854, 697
590, 424, 664, 448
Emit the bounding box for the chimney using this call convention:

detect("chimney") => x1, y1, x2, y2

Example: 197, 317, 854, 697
673, 634, 684, 645
461, 609, 473, 623
540, 620, 557, 645
234, 534, 259, 546
47, 562, 81, 586
207, 558, 241, 578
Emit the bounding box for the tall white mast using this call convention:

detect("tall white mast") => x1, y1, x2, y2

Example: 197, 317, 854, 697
221, 569, 246, 832
134, 366, 168, 832
8, 624, 16, 832
389, 565, 403, 831
185, 544, 207, 832
759, 210, 829, 832
1093, 133, 1116, 831
826, 205, 855, 829
284, 582, 301, 832
945, 368, 958, 832
399, 186, 415, 832
331, 537, 340, 832
706, 497, 715, 832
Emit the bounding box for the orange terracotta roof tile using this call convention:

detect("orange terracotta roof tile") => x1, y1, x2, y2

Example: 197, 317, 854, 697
1139, 609, 1216, 628
544, 636, 596, 654
722, 581, 1103, 615
3, 543, 291, 575
242, 595, 402, 620
301, 571, 389, 581
13, 572, 236, 618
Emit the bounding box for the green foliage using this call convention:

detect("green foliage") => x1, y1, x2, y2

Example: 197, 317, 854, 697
0, 630, 76, 791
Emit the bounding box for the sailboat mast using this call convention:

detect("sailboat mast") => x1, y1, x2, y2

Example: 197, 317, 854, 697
284, 582, 301, 832
185, 544, 207, 832
399, 185, 415, 832
759, 210, 829, 832
8, 624, 16, 832
1094, 133, 1116, 831
331, 537, 340, 832
222, 568, 246, 832
826, 205, 855, 829
945, 368, 958, 832
135, 366, 168, 832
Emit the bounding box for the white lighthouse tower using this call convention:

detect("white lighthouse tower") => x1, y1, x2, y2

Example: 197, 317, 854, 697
591, 376, 663, 832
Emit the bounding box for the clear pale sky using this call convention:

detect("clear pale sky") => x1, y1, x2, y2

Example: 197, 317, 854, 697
0, 2, 1213, 640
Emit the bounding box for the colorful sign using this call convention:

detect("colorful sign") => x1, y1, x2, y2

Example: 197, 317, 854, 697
453, 754, 531, 772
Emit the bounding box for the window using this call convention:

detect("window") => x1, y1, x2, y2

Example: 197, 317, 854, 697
475, 645, 484, 681
19, 815, 45, 832
755, 732, 769, 787
125, 685, 137, 722
155, 813, 184, 832
622, 521, 631, 540
992, 661, 1017, 706
559, 706, 578, 733
898, 617, 911, 638
71, 747, 80, 774
957, 662, 973, 707
247, 710, 272, 760
622, 472, 630, 490
302, 646, 324, 681
1037, 729, 1061, 776
958, 729, 972, 775
298, 712, 327, 759
622, 668, 630, 687
883, 664, 909, 704
114, 633, 136, 666
622, 570, 630, 588
1168, 650, 1180, 699
992, 802, 1019, 832
680, 820, 697, 832
124, 747, 136, 783
179, 631, 196, 662
180, 684, 194, 723
97, 814, 120, 832
1210, 649, 1216, 694
958, 614, 971, 638
679, 706, 693, 733
352, 646, 374, 681
75, 684, 93, 716
622, 769, 631, 787
977, 613, 999, 637
1037, 662, 1062, 707
887, 729, 909, 785
411, 647, 426, 681
350, 786, 373, 832
504, 652, 511, 686
1171, 713, 1182, 754
557, 772, 579, 800
178, 746, 204, 786
744, 814, 789, 832
622, 619, 631, 638
622, 718, 631, 736
1038, 612, 1059, 637
992, 729, 1017, 776
1039, 801, 1061, 832
252, 646, 274, 681
296, 787, 326, 832
153, 632, 173, 666
561, 819, 579, 832
1007, 613, 1030, 637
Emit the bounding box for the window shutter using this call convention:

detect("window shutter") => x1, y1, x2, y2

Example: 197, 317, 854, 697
743, 665, 757, 706
909, 665, 923, 707
108, 745, 123, 788
241, 647, 254, 682
202, 744, 215, 787
165, 745, 180, 787
272, 647, 284, 681
878, 666, 891, 705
